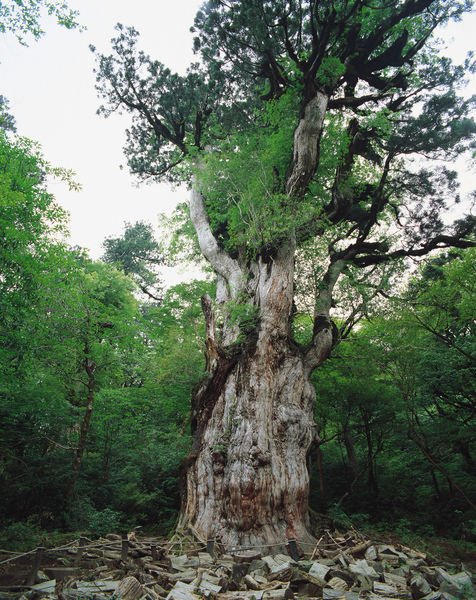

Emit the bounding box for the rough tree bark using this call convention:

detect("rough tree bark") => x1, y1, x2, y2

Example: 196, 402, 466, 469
178, 92, 336, 550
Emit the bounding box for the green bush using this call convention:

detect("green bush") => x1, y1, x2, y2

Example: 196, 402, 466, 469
416, 523, 436, 538
327, 506, 353, 529
395, 518, 412, 535
65, 497, 123, 536
0, 518, 45, 551
350, 513, 372, 530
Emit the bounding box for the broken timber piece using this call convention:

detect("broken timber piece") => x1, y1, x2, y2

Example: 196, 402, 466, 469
166, 581, 201, 600
218, 585, 293, 600
261, 556, 279, 571
322, 590, 346, 599
373, 581, 404, 597
29, 579, 56, 593
26, 547, 46, 586
167, 570, 199, 584
232, 550, 262, 563
327, 577, 348, 591
348, 559, 379, 582
170, 555, 189, 572
409, 574, 432, 599
274, 554, 295, 566
195, 579, 222, 594
268, 563, 293, 582
73, 581, 120, 594
191, 567, 223, 593
400, 545, 427, 560
296, 569, 327, 590
377, 545, 406, 566
384, 572, 407, 588
309, 562, 331, 581
116, 576, 144, 600
345, 540, 373, 557
364, 545, 378, 561
243, 574, 261, 590
197, 552, 215, 567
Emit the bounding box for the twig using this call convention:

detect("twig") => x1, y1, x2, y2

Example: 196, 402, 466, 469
310, 535, 324, 561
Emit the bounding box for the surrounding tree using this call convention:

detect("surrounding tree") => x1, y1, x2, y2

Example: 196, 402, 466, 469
92, 0, 476, 549
0, 130, 77, 522
33, 257, 140, 505
0, 130, 74, 389
312, 337, 402, 508
0, 112, 207, 529
102, 221, 165, 301
0, 96, 16, 132
387, 250, 476, 514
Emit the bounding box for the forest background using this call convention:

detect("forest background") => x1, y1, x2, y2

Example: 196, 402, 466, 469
1, 0, 476, 559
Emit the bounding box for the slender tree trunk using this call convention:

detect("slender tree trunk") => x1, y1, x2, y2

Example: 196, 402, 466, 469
316, 443, 326, 500
430, 467, 441, 501
65, 359, 96, 507
342, 422, 359, 481
363, 419, 379, 494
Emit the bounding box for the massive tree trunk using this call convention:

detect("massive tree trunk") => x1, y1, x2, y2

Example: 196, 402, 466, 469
179, 249, 334, 549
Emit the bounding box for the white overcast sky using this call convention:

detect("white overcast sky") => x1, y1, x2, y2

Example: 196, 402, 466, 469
1, 1, 475, 261
0, 0, 202, 261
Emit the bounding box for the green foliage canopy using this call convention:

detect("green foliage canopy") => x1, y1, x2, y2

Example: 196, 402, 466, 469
92, 0, 476, 280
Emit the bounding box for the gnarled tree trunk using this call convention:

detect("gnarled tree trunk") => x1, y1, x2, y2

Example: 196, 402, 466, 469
178, 244, 336, 549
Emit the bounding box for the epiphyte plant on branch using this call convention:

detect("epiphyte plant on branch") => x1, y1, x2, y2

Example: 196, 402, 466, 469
91, 0, 476, 550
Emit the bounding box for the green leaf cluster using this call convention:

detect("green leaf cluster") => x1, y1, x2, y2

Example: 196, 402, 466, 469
0, 0, 83, 45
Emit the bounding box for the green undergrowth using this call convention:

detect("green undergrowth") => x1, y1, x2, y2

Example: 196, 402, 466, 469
0, 518, 74, 553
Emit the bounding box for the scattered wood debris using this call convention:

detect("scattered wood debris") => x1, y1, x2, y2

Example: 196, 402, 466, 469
0, 530, 474, 600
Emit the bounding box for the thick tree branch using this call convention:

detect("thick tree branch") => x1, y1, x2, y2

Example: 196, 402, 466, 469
189, 180, 244, 299
327, 91, 391, 110
351, 234, 476, 267
304, 257, 345, 370
285, 91, 328, 198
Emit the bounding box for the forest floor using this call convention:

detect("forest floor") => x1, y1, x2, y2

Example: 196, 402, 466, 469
0, 527, 475, 588
368, 531, 476, 568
